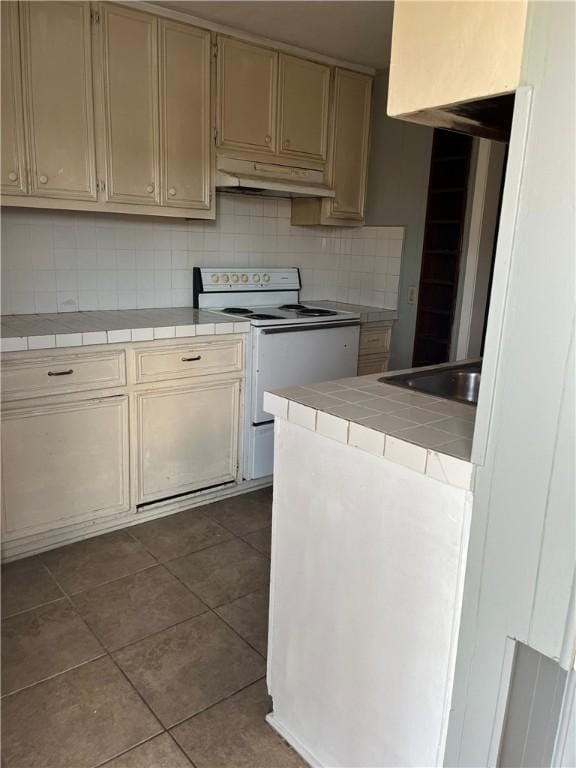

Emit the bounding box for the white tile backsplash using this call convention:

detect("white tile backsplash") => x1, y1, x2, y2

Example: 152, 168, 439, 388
1, 194, 404, 314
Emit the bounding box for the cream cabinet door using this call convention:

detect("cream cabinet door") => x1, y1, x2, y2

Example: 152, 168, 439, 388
20, 1, 97, 201
1, 395, 130, 536
1, 2, 27, 196
101, 5, 160, 205
278, 54, 330, 162
160, 20, 211, 210
135, 379, 240, 504
217, 37, 278, 155
328, 69, 372, 220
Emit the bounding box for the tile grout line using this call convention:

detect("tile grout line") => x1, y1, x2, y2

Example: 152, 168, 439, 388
167, 674, 267, 733
164, 558, 269, 662
213, 588, 269, 661
1, 594, 66, 621
236, 528, 272, 559
2, 493, 273, 744
93, 730, 200, 768
0, 650, 107, 700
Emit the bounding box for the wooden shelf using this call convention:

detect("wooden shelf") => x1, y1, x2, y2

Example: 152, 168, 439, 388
421, 278, 455, 286
432, 154, 470, 163
421, 307, 451, 316
429, 187, 466, 194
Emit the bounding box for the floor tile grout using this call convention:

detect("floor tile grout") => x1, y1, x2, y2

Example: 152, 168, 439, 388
164, 560, 269, 661
92, 732, 169, 768
1, 594, 66, 621
167, 674, 267, 732
1, 650, 107, 700
2, 490, 275, 767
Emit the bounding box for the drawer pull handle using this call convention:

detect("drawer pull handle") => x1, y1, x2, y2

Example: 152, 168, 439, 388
181, 355, 202, 362
48, 369, 74, 376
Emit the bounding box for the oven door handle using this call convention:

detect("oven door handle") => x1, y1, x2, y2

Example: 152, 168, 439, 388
261, 321, 361, 335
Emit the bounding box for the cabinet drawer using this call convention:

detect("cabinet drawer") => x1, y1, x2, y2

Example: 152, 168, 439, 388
133, 339, 243, 383
1, 349, 126, 401
357, 353, 390, 376
359, 327, 391, 355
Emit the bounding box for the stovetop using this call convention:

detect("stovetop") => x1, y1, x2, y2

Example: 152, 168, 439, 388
194, 267, 360, 327
212, 304, 360, 327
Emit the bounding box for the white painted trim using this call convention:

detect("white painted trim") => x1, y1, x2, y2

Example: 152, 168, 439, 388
487, 636, 518, 766
265, 713, 322, 768
437, 491, 475, 765
121, 1, 376, 75
552, 669, 576, 767
471, 86, 533, 467
0, 477, 272, 562
455, 139, 492, 360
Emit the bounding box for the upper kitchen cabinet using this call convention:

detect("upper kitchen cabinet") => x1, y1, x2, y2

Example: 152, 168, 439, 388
1, 2, 27, 196
13, 1, 97, 200
100, 5, 160, 205
1, 1, 214, 219
387, 0, 527, 139
278, 54, 330, 163
159, 20, 211, 210
291, 68, 372, 226
217, 37, 278, 156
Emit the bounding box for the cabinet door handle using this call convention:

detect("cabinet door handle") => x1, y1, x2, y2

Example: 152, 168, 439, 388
8, 171, 18, 182
264, 135, 272, 144
146, 183, 154, 193
181, 355, 202, 362
283, 139, 291, 148
39, 174, 48, 184
168, 187, 177, 197
47, 369, 74, 376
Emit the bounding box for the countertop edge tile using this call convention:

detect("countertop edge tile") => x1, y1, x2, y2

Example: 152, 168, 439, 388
269, 366, 477, 489
1, 309, 250, 351
309, 300, 398, 324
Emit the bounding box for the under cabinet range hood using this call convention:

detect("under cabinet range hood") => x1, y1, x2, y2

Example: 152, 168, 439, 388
216, 158, 335, 198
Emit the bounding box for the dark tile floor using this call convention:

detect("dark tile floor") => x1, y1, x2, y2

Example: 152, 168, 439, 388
1, 488, 305, 768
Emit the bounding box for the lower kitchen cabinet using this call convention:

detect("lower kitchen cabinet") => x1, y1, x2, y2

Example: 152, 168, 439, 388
134, 377, 241, 504
1, 394, 130, 536
357, 322, 392, 375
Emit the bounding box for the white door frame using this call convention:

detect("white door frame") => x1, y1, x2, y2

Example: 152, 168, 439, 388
453, 139, 507, 361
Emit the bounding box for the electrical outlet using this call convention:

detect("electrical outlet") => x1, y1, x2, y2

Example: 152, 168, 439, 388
407, 286, 418, 305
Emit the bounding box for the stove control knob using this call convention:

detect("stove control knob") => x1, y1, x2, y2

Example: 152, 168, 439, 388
253, 274, 260, 283
263, 273, 271, 283
241, 274, 249, 283
221, 273, 229, 283
211, 274, 219, 283
231, 274, 239, 283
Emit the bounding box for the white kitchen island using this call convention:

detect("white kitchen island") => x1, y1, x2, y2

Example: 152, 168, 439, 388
263, 372, 475, 768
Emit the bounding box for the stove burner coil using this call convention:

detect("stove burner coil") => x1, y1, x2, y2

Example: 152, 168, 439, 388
297, 308, 337, 317
221, 307, 252, 315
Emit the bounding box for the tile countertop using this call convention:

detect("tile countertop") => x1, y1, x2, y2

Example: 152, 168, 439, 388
264, 370, 476, 491
311, 301, 397, 324
0, 308, 251, 352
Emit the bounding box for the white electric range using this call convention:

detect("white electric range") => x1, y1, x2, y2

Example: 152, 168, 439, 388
193, 267, 360, 479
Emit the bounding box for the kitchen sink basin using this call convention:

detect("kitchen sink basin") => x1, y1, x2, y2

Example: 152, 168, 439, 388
379, 362, 481, 405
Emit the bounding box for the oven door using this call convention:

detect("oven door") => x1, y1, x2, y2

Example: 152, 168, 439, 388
252, 321, 360, 425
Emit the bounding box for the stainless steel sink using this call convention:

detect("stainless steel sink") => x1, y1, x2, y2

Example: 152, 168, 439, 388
379, 362, 481, 405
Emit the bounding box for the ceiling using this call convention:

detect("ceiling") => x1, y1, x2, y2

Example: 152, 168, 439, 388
152, 1, 394, 68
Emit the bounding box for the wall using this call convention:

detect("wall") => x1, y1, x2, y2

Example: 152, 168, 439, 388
445, 2, 575, 765
0, 195, 403, 315
365, 69, 433, 368
388, 0, 528, 116
268, 418, 472, 767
